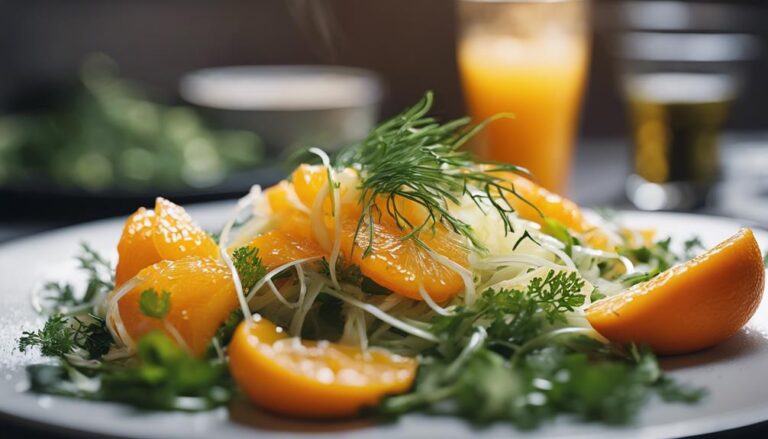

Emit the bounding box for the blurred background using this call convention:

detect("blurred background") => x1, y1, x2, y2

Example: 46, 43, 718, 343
1, 0, 767, 241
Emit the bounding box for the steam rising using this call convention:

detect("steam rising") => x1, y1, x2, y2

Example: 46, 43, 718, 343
287, 0, 342, 61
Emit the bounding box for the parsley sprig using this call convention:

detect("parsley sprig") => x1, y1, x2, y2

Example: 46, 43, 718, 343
431, 270, 585, 358
26, 332, 233, 411
382, 341, 701, 427
139, 289, 171, 319
19, 313, 112, 359
232, 246, 267, 292
381, 270, 703, 425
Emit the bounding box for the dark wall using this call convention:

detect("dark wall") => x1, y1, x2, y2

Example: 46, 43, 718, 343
2, 0, 767, 138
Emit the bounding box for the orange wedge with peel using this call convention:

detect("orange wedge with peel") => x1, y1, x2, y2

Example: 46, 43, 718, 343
228, 316, 416, 417
587, 228, 765, 355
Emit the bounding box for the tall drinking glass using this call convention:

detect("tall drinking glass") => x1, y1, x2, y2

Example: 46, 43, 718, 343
457, 0, 590, 194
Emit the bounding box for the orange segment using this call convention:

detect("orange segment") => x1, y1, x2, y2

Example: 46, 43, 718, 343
495, 172, 614, 250
115, 198, 219, 287
260, 169, 466, 301
262, 180, 317, 242
246, 229, 325, 269
116, 256, 238, 357
264, 180, 295, 214
292, 164, 330, 209
228, 317, 416, 417
372, 194, 430, 231
290, 164, 362, 217
153, 197, 219, 261
586, 228, 765, 355
340, 217, 468, 302
115, 207, 161, 287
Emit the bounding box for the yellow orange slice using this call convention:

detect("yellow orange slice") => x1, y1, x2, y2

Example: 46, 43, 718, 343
246, 229, 325, 270
587, 229, 765, 355
115, 207, 161, 287
115, 198, 219, 286
153, 197, 219, 260
264, 180, 296, 215
228, 317, 416, 417
116, 256, 238, 357
495, 172, 615, 250
340, 217, 468, 302
292, 164, 330, 209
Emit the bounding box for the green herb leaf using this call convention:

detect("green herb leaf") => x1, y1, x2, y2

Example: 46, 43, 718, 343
139, 289, 171, 319
590, 289, 607, 303
74, 315, 113, 358
206, 309, 243, 358
232, 246, 267, 292
360, 276, 393, 295
683, 236, 704, 260
19, 314, 113, 360
19, 315, 75, 357
77, 243, 115, 291
431, 270, 586, 358
383, 267, 702, 426
319, 257, 363, 286
42, 243, 114, 311
526, 271, 585, 323
543, 218, 574, 257
618, 235, 699, 285
620, 237, 677, 271
621, 271, 657, 287
336, 92, 534, 255
27, 332, 234, 411
656, 376, 707, 403
382, 339, 702, 427
513, 230, 540, 251
97, 332, 233, 410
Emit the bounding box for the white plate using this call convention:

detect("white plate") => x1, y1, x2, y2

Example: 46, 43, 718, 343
1, 204, 767, 439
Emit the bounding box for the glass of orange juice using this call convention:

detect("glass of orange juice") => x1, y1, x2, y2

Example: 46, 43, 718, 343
457, 0, 590, 194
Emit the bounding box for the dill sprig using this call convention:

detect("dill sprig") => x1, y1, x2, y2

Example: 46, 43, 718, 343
43, 243, 114, 311
77, 243, 115, 291
336, 92, 537, 255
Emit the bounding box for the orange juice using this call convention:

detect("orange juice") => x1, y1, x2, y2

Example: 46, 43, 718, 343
458, 36, 588, 194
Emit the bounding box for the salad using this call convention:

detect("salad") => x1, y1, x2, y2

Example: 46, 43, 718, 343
19, 94, 764, 428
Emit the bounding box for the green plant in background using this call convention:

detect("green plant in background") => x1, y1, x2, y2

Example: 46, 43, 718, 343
0, 54, 264, 191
